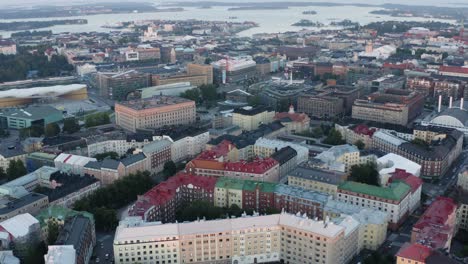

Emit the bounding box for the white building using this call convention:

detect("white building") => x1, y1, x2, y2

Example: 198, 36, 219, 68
377, 153, 421, 185
315, 144, 360, 173
156, 131, 210, 163
337, 181, 411, 230
254, 137, 309, 164
0, 213, 40, 249
114, 212, 360, 264
0, 251, 19, 264
44, 245, 76, 264
54, 153, 97, 176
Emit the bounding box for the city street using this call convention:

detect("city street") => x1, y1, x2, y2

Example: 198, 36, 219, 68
422, 149, 468, 198
91, 231, 115, 264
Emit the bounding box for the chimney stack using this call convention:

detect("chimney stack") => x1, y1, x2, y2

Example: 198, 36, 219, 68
449, 97, 453, 108
461, 98, 464, 110
438, 95, 442, 113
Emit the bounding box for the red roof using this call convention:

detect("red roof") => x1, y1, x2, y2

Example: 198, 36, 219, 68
390, 169, 423, 193
383, 62, 415, 70
439, 65, 468, 74
351, 124, 376, 137
224, 158, 278, 174
397, 243, 432, 262
274, 112, 309, 123
196, 140, 234, 161
129, 173, 217, 217
412, 196, 457, 249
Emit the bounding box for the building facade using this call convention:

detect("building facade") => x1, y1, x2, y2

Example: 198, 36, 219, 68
115, 96, 196, 133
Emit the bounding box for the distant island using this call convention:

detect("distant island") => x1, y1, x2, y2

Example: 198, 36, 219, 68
228, 6, 288, 11
330, 19, 360, 28
302, 10, 317, 15
291, 19, 324, 27
0, 19, 87, 31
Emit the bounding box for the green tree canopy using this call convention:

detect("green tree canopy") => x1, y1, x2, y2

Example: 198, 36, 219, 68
162, 161, 177, 180
44, 123, 60, 137
85, 112, 110, 128
323, 128, 345, 145
349, 162, 379, 186
7, 160, 27, 181
62, 117, 80, 134
354, 139, 365, 150
94, 151, 119, 161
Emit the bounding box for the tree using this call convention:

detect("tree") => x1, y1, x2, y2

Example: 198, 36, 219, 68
323, 128, 345, 145
23, 241, 47, 264
0, 167, 7, 182
85, 112, 110, 128
0, 127, 9, 138
247, 95, 261, 107
363, 251, 395, 264
94, 151, 119, 161
47, 221, 60, 245
311, 126, 324, 138
354, 139, 365, 150
162, 161, 177, 180
199, 84, 218, 102
62, 117, 80, 134
349, 162, 379, 186
7, 160, 27, 180
44, 123, 60, 137
180, 88, 201, 103
73, 171, 153, 231
204, 57, 212, 65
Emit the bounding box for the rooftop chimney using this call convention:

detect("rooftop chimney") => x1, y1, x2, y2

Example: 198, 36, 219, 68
449, 97, 453, 108
438, 95, 442, 113
461, 98, 464, 110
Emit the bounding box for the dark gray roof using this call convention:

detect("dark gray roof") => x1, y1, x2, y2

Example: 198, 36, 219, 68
400, 128, 463, 160
271, 146, 297, 165
288, 166, 347, 185
101, 159, 121, 170
121, 153, 146, 166
233, 106, 273, 116
84, 161, 102, 170
0, 192, 47, 215
56, 215, 93, 250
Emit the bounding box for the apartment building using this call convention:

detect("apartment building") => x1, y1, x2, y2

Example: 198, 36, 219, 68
323, 200, 388, 251
352, 89, 424, 126
287, 163, 347, 197
128, 173, 217, 222
411, 197, 457, 251
273, 106, 310, 133
214, 177, 329, 218
84, 153, 149, 185
270, 146, 297, 181
96, 70, 151, 100
232, 106, 275, 131
115, 96, 196, 133
337, 181, 412, 230
254, 137, 309, 164
336, 124, 376, 149
315, 144, 360, 173
141, 139, 172, 173
214, 177, 276, 212
114, 212, 360, 264
86, 132, 154, 157
186, 155, 280, 183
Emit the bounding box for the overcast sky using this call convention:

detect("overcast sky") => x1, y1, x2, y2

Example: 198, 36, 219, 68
0, 0, 462, 8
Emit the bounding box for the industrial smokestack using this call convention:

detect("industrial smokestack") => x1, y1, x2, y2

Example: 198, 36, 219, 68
438, 95, 442, 113
449, 97, 453, 108
461, 98, 464, 110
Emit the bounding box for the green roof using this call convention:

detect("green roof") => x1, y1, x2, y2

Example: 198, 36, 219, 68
27, 152, 57, 160
35, 205, 94, 227
215, 177, 276, 193
338, 181, 411, 201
